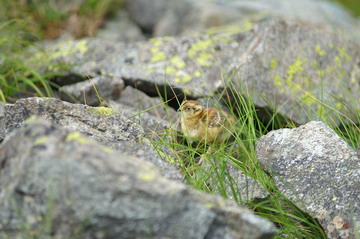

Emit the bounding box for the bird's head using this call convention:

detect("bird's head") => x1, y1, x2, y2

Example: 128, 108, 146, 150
179, 100, 203, 118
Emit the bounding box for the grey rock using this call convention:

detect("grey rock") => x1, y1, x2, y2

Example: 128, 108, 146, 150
109, 101, 174, 140
96, 10, 145, 42
117, 85, 176, 120
256, 121, 360, 239
41, 19, 360, 126
113, 141, 183, 182
125, 0, 192, 36
39, 33, 241, 99
0, 102, 4, 140
233, 18, 360, 125
0, 117, 277, 238
59, 76, 125, 106
109, 85, 178, 140
0, 97, 183, 181
124, 0, 360, 42
228, 0, 360, 43
1, 97, 144, 145
181, 2, 244, 36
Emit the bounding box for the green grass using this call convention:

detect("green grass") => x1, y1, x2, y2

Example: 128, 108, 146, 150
0, 0, 125, 39
0, 19, 70, 103
0, 0, 125, 103
334, 0, 360, 17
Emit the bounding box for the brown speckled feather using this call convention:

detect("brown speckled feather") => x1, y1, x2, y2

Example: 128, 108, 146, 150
201, 108, 225, 127
179, 100, 235, 143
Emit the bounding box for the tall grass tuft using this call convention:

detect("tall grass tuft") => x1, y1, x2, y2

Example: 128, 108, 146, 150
0, 19, 62, 103
0, 0, 125, 39
150, 73, 359, 237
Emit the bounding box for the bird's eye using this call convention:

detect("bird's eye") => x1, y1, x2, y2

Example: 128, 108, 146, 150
186, 107, 191, 111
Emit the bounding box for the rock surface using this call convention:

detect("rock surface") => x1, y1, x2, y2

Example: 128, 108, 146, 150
226, 0, 360, 42
109, 100, 174, 140
1, 97, 144, 145
0, 117, 277, 238
233, 18, 360, 125
0, 97, 182, 181
116, 85, 176, 120
40, 18, 360, 126
59, 76, 125, 106
96, 9, 145, 42
123, 0, 360, 42
109, 85, 178, 139
125, 0, 192, 36
256, 121, 360, 239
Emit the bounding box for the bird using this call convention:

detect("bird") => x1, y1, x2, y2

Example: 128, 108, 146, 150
179, 100, 235, 144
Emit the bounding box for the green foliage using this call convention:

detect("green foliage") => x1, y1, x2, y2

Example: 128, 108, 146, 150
0, 19, 72, 102
334, 0, 360, 17
0, 0, 125, 102
0, 20, 51, 102
0, 0, 125, 39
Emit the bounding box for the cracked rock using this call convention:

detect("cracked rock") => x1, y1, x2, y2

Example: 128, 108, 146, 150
256, 121, 360, 239
0, 117, 277, 239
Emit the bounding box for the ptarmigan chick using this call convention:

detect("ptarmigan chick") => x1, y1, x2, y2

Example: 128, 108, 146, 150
179, 100, 235, 144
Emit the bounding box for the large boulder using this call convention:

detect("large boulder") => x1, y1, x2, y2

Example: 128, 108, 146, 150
96, 9, 145, 42
109, 100, 174, 140
232, 18, 360, 125
123, 0, 360, 42
0, 97, 144, 145
39, 18, 360, 126
256, 121, 360, 239
115, 85, 176, 121
59, 75, 125, 106
0, 117, 277, 238
0, 97, 182, 181
218, 0, 360, 42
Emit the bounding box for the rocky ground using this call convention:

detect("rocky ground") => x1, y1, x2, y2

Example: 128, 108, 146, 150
1, 0, 360, 238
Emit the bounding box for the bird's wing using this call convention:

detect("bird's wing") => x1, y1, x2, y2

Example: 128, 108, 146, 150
201, 108, 226, 128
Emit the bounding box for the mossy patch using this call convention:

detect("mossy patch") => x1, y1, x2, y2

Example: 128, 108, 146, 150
205, 203, 215, 209
47, 39, 88, 60
147, 34, 240, 85
66, 132, 91, 144
88, 107, 118, 117
196, 52, 213, 67
174, 73, 192, 84
188, 39, 214, 59
24, 115, 41, 124
273, 75, 282, 87
149, 37, 172, 47
101, 145, 113, 154
170, 56, 186, 69
337, 47, 351, 62
315, 45, 326, 56
206, 18, 254, 36
301, 91, 317, 105
150, 47, 166, 63
335, 102, 343, 110
270, 59, 278, 70
137, 171, 156, 181
194, 71, 202, 78
34, 136, 48, 145
285, 57, 305, 93
187, 38, 216, 69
